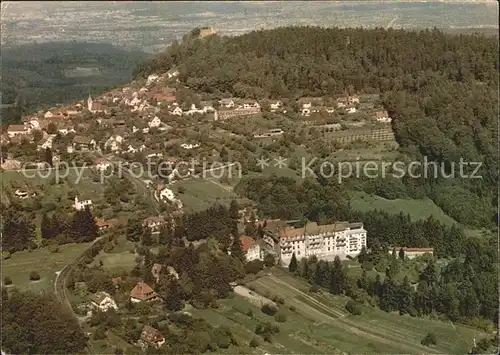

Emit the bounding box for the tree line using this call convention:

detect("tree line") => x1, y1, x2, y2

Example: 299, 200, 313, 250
1, 288, 88, 354
292, 237, 498, 339
1, 204, 99, 253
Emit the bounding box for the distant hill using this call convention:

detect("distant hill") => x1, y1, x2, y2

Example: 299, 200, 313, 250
1, 41, 148, 125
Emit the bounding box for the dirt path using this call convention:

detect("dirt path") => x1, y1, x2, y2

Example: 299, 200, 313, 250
268, 275, 346, 318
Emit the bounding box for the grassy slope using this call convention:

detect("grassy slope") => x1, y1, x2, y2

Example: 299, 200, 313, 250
349, 191, 458, 226
191, 268, 484, 354
2, 243, 91, 293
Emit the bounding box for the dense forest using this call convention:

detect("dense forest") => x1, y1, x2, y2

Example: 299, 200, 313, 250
1, 289, 88, 354
1, 41, 147, 124
135, 27, 499, 228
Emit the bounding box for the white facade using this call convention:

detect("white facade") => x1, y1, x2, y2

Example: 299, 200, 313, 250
159, 187, 175, 201
95, 160, 112, 172
246, 244, 261, 262
91, 292, 118, 312
279, 222, 367, 266
270, 101, 282, 112
180, 143, 200, 150
148, 116, 161, 128
146, 74, 159, 86
171, 106, 183, 116
219, 99, 235, 108
57, 127, 75, 135
389, 248, 433, 259
73, 196, 93, 211
14, 189, 29, 199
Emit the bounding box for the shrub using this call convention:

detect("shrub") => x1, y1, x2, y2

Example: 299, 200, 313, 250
4, 276, 12, 285
245, 260, 264, 274
3, 252, 11, 260
421, 332, 437, 346
261, 304, 278, 316
29, 271, 41, 281
288, 305, 296, 312
246, 309, 253, 317
274, 313, 287, 323
263, 254, 275, 267
103, 242, 114, 253
48, 244, 60, 253
345, 300, 363, 315
249, 337, 260, 348
309, 284, 320, 293
362, 262, 374, 271
272, 296, 285, 305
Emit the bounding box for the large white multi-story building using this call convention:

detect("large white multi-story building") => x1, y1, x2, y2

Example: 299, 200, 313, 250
278, 221, 367, 266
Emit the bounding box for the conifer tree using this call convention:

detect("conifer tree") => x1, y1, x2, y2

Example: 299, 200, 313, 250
288, 252, 298, 273
126, 217, 143, 242
230, 237, 246, 263
229, 199, 239, 238
41, 212, 54, 239
329, 256, 347, 295
398, 247, 405, 260
44, 148, 53, 167
1, 209, 35, 252
397, 275, 413, 315
142, 227, 153, 246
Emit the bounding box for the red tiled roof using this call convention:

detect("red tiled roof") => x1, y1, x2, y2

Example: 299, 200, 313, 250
130, 282, 157, 301
141, 325, 164, 344
95, 158, 107, 164
374, 110, 389, 118
96, 219, 112, 228
240, 236, 256, 252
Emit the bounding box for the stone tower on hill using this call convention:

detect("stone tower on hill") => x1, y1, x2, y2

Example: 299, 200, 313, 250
199, 27, 217, 38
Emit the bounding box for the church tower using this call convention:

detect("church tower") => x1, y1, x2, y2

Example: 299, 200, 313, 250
87, 94, 93, 112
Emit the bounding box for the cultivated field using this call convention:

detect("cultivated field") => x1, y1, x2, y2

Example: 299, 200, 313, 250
2, 243, 91, 293
191, 268, 485, 354
350, 191, 458, 226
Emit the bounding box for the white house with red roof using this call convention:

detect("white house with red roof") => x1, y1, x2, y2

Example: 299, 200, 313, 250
95, 158, 112, 172
240, 236, 262, 261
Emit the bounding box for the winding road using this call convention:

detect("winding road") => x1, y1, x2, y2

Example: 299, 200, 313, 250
53, 236, 103, 354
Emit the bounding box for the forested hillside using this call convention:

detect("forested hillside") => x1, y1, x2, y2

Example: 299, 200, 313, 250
1, 41, 147, 124
134, 27, 499, 228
